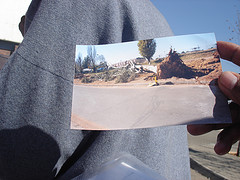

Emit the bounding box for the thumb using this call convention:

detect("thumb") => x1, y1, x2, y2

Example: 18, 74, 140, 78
218, 71, 240, 105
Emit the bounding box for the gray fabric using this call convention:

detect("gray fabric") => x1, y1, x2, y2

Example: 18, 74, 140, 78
0, 0, 190, 179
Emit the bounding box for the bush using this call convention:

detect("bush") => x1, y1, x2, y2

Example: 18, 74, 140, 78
103, 71, 116, 82
115, 69, 137, 83
129, 72, 137, 81
81, 76, 93, 83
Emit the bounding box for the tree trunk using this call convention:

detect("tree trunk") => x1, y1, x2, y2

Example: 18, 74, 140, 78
148, 58, 151, 65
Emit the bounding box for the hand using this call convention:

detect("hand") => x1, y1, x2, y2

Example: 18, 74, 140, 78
19, 15, 25, 37
187, 41, 240, 155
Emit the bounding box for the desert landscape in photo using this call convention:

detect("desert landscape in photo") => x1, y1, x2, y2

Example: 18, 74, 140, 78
73, 47, 221, 87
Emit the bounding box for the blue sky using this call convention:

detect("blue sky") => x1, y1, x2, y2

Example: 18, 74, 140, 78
150, 0, 240, 72
76, 33, 216, 65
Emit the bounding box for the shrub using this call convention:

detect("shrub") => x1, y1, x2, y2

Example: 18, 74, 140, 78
129, 72, 137, 81
81, 76, 93, 83
103, 71, 116, 82
115, 69, 137, 83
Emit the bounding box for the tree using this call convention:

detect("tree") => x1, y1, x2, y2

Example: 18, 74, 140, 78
137, 39, 156, 64
87, 46, 97, 72
82, 56, 91, 69
75, 53, 83, 74
96, 54, 108, 71
96, 54, 106, 65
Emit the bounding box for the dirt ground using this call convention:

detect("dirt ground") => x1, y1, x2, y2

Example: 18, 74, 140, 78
74, 75, 200, 87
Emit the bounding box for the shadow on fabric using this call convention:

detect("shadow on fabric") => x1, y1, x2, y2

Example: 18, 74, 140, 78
0, 125, 60, 180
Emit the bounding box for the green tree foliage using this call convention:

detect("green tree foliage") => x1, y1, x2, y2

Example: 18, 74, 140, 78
137, 39, 156, 64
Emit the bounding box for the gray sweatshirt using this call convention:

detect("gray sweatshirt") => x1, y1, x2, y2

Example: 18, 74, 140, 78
0, 0, 190, 179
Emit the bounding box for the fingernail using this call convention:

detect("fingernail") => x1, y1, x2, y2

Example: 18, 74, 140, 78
220, 72, 238, 90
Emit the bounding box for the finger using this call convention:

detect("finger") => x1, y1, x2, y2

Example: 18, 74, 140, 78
187, 124, 230, 136
187, 124, 212, 135
217, 41, 240, 66
214, 124, 240, 155
218, 71, 240, 105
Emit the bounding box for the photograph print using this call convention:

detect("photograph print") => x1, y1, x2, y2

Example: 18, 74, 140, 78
71, 33, 231, 130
